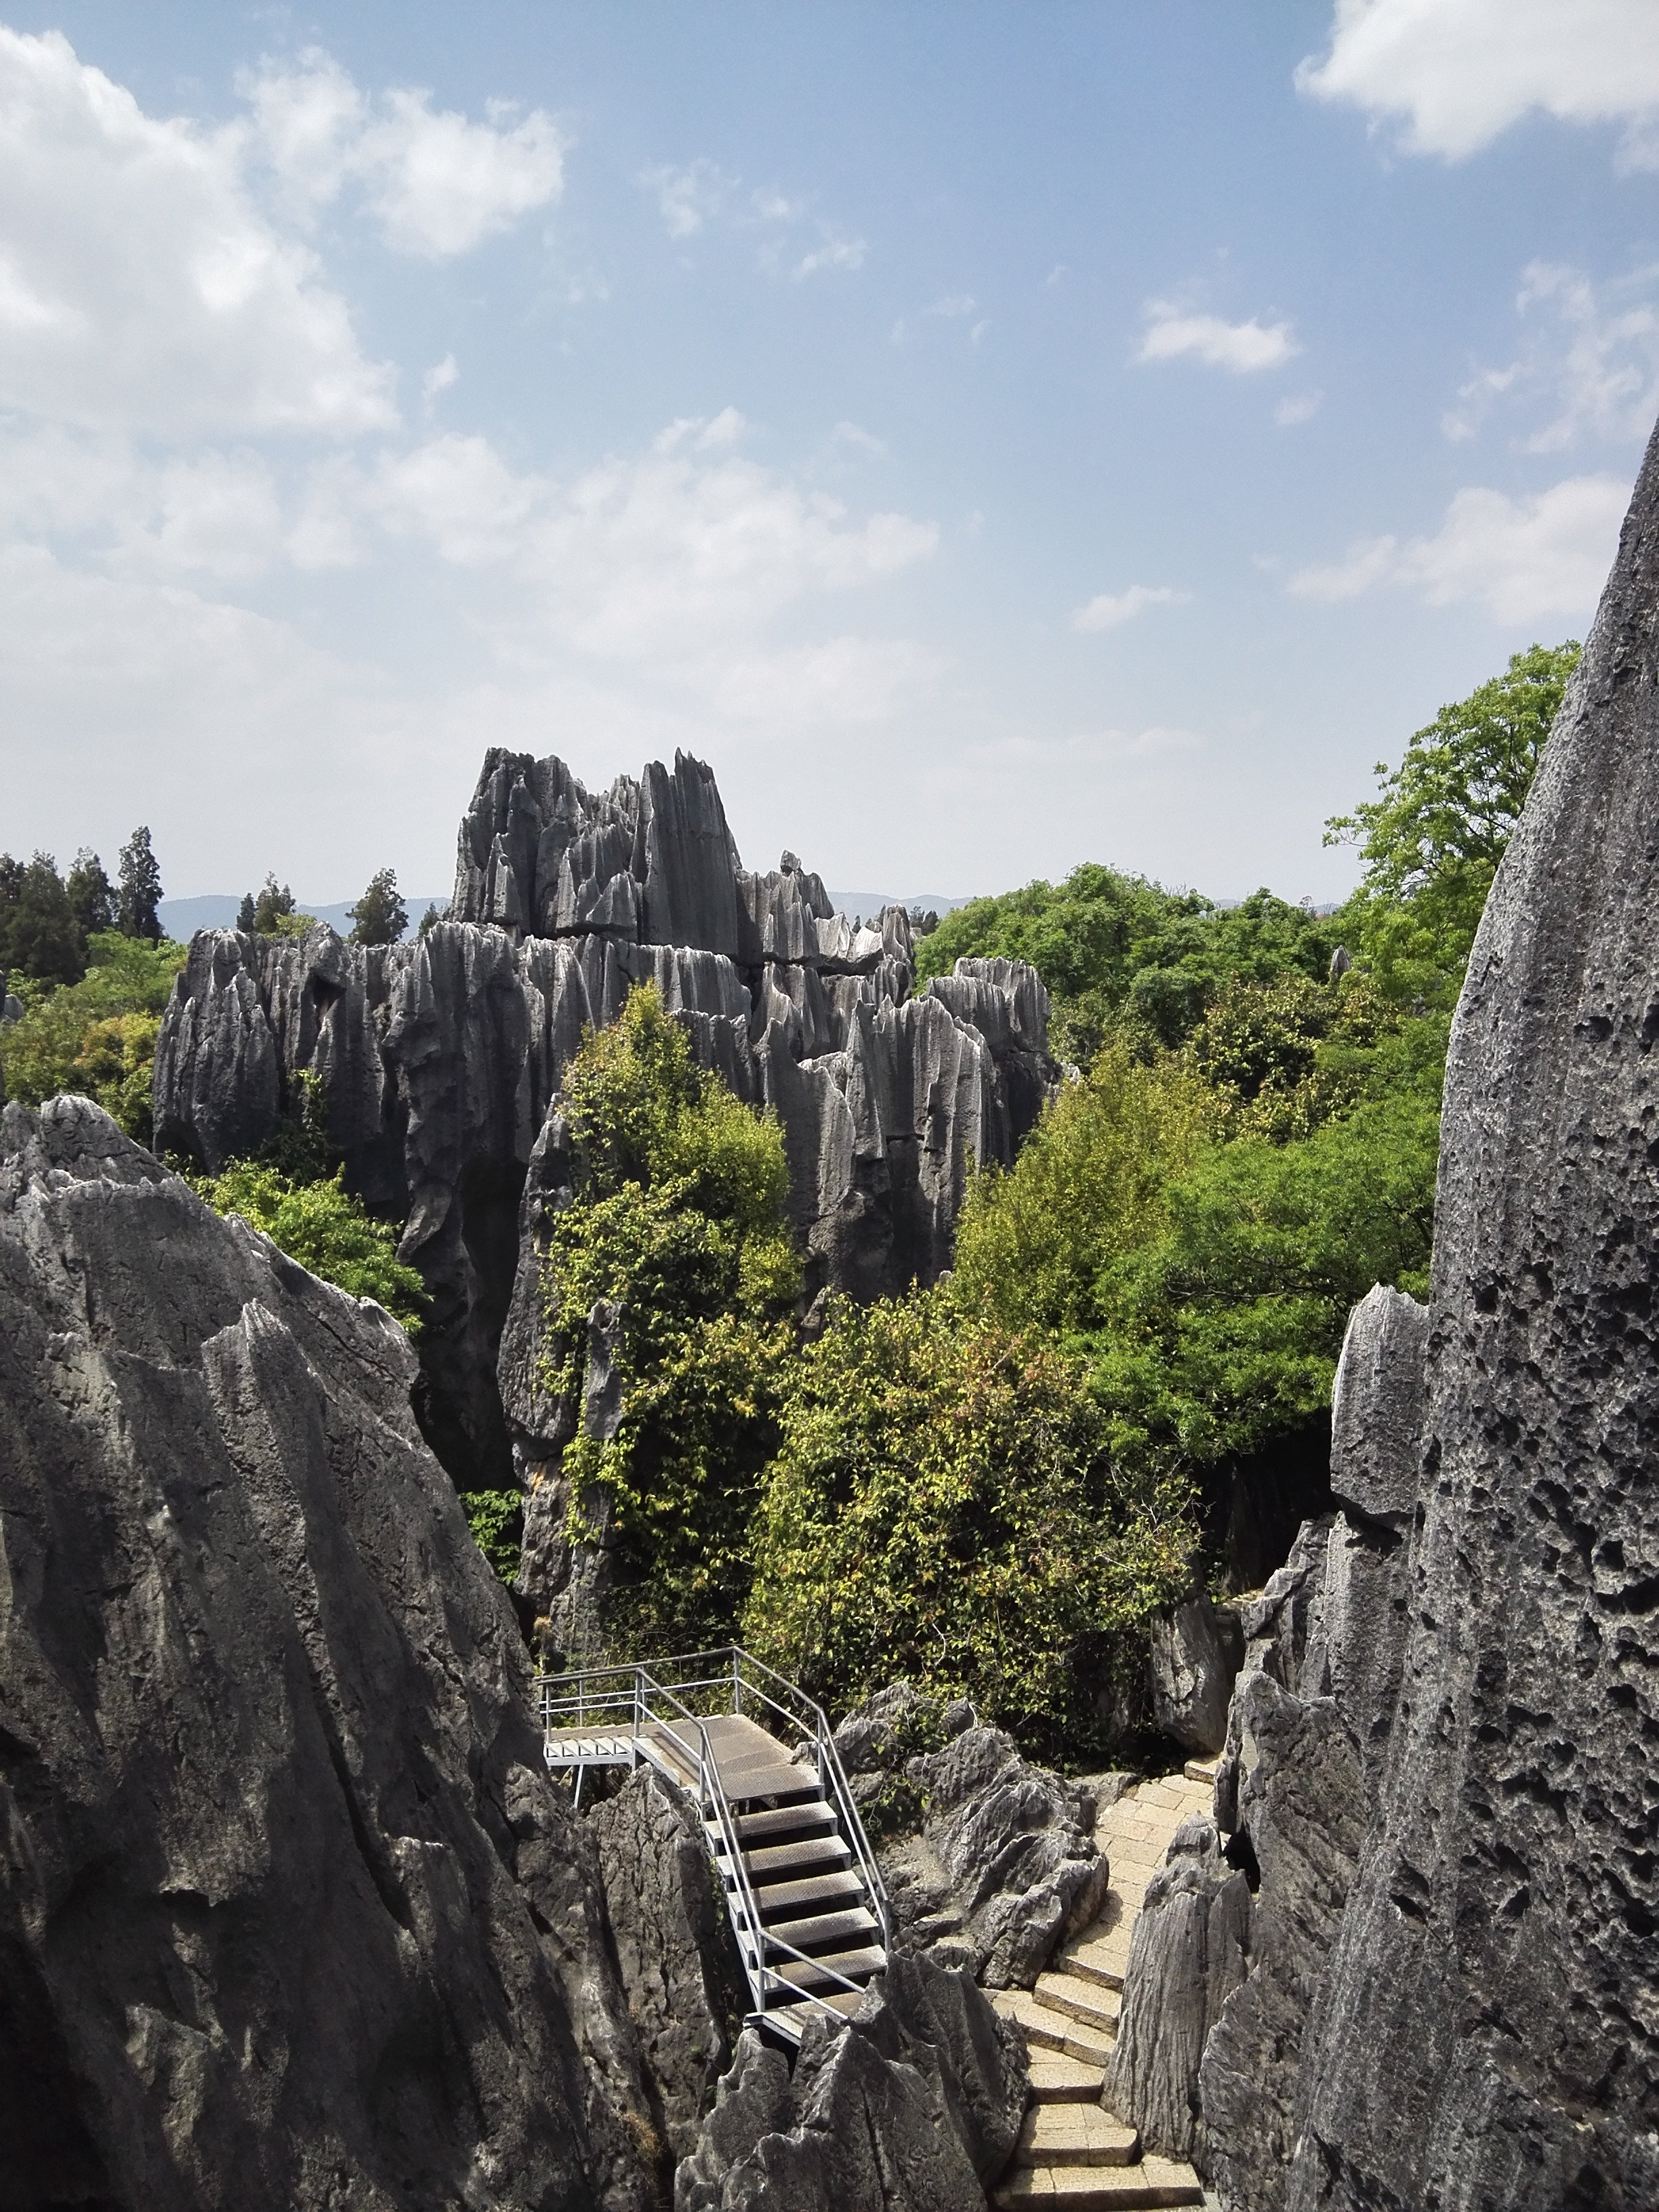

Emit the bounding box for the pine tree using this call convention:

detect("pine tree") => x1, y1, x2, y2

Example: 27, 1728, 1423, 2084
251, 876, 295, 934
11, 854, 85, 985
66, 849, 116, 939
347, 866, 408, 947
236, 892, 257, 933
417, 903, 443, 940
117, 827, 163, 943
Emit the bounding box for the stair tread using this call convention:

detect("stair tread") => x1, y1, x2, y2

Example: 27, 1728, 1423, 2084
1017, 2106, 1138, 2163
737, 1801, 838, 1843
991, 1989, 1115, 2068
741, 1835, 853, 1878
751, 1868, 867, 1917
1027, 2055, 1107, 2101
775, 1943, 886, 1991
1060, 1936, 1128, 1991
764, 1988, 866, 2034
721, 1764, 824, 1803
766, 1906, 879, 1953
994, 2160, 1203, 2209
1036, 1973, 1122, 2033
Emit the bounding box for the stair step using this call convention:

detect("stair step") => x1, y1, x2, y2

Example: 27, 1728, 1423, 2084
994, 2158, 1204, 2209
764, 1988, 867, 2036
1035, 1974, 1122, 2038
1060, 1935, 1129, 1992
766, 1906, 879, 1956
991, 1990, 1116, 2070
751, 1868, 869, 1919
1016, 2106, 1139, 2167
1027, 2054, 1107, 2102
736, 1800, 838, 1845
775, 1944, 887, 1994
1183, 1757, 1220, 1786
722, 1763, 823, 1804
739, 1835, 853, 1880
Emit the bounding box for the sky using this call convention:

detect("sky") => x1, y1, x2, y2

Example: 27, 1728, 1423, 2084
2, 1, 1658, 908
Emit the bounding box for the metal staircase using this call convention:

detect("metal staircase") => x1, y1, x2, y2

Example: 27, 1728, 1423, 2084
536, 1646, 890, 2044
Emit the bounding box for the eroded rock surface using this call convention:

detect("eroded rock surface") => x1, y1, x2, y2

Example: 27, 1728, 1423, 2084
154, 752, 1054, 1492
1147, 1589, 1244, 1756
0, 1098, 652, 2212
674, 1953, 1026, 2212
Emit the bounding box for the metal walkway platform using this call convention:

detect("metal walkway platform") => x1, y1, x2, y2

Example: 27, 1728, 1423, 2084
535, 1646, 889, 2044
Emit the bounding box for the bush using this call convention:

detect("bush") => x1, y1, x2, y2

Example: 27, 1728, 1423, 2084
744, 1290, 1195, 1763
462, 1490, 525, 1582
0, 931, 187, 1138
194, 1159, 426, 1329
539, 985, 800, 1654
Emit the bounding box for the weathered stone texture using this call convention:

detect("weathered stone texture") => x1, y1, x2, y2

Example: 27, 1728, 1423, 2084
0, 1097, 652, 2212
1147, 1588, 1244, 1757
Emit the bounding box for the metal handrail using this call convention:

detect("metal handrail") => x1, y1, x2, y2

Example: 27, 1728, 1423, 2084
535, 1645, 892, 2016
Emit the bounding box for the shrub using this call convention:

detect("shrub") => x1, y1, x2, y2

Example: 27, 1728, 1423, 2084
0, 931, 186, 1136
194, 1160, 426, 1329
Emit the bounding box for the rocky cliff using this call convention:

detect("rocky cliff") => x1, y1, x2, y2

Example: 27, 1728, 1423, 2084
1113, 426, 1659, 2208
152, 750, 1053, 1489
0, 1097, 657, 2212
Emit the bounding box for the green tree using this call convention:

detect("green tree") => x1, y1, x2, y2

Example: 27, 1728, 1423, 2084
348, 866, 409, 947
7, 855, 84, 987
0, 931, 188, 1139
66, 849, 115, 939
193, 1159, 426, 1328
236, 891, 257, 933
117, 826, 163, 943
743, 1288, 1195, 1762
1326, 640, 1580, 1006
538, 984, 800, 1654
417, 903, 443, 940
251, 875, 295, 933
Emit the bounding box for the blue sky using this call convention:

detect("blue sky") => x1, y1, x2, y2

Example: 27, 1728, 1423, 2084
2, 1, 1658, 907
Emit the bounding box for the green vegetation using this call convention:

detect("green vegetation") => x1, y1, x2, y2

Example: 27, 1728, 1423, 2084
117, 826, 163, 943
461, 1490, 525, 1582
348, 866, 408, 946
1, 930, 186, 1141
536, 985, 801, 1654
1325, 640, 1579, 1008
743, 1289, 1193, 1762
194, 1158, 426, 1328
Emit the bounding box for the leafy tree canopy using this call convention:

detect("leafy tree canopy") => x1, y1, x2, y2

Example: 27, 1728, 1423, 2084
537, 984, 801, 1652
236, 891, 257, 933
3, 853, 85, 988
743, 1287, 1194, 1763
194, 1158, 426, 1330
117, 826, 163, 943
348, 866, 408, 947
66, 849, 115, 940
251, 876, 297, 934
1326, 640, 1579, 1006
0, 930, 186, 1139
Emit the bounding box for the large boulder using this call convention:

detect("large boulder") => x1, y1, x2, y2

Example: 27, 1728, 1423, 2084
674, 1952, 1027, 2212
1146, 1588, 1244, 1755
0, 1098, 653, 2212
1271, 416, 1659, 2210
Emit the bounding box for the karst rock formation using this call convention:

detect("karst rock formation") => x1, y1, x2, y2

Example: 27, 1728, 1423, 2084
151, 750, 1054, 1496
1109, 425, 1659, 2209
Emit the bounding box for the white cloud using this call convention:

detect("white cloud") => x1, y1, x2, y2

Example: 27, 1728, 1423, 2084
423, 353, 459, 402
1276, 391, 1324, 428
1444, 261, 1659, 452
927, 293, 977, 319
0, 28, 395, 437
1072, 584, 1191, 632
241, 51, 563, 258
638, 158, 731, 239
1289, 474, 1629, 623
793, 227, 866, 279
1297, 0, 1659, 165
969, 726, 1202, 768
1139, 301, 1299, 373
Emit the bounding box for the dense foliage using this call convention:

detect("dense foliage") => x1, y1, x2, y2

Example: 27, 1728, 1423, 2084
348, 867, 409, 946
537, 985, 801, 1654
743, 1288, 1193, 1761
194, 1158, 426, 1328
1, 930, 186, 1141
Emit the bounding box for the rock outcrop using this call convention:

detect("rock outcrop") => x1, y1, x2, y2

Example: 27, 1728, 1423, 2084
833, 1693, 1109, 1990
153, 752, 1054, 1490
1146, 1588, 1244, 1757
591, 1767, 745, 2167
674, 1953, 1027, 2212
0, 1097, 654, 2211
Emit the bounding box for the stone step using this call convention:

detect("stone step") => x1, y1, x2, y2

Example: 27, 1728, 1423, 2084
993, 2156, 1204, 2208
765, 1906, 880, 1957
1060, 1934, 1129, 1992
751, 1868, 869, 1920
991, 1989, 1116, 2070
1027, 2054, 1107, 2102
1183, 1757, 1220, 1785
1035, 1973, 1122, 2039
735, 1800, 838, 1845
1015, 2104, 1139, 2167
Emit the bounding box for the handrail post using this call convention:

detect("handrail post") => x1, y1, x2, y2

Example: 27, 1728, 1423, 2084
732, 1645, 741, 1717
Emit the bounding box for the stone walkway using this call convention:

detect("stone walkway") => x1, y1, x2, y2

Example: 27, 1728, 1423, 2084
987, 1759, 1217, 2209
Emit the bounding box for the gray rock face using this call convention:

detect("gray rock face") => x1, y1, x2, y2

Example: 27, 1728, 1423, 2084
880, 1723, 1108, 1988
1270, 417, 1659, 2210
1109, 1815, 1250, 2164
0, 1097, 653, 2212
674, 1953, 1027, 2212
1147, 1589, 1244, 1756
155, 753, 1054, 1493
591, 1766, 744, 2167
1326, 1284, 1429, 1532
